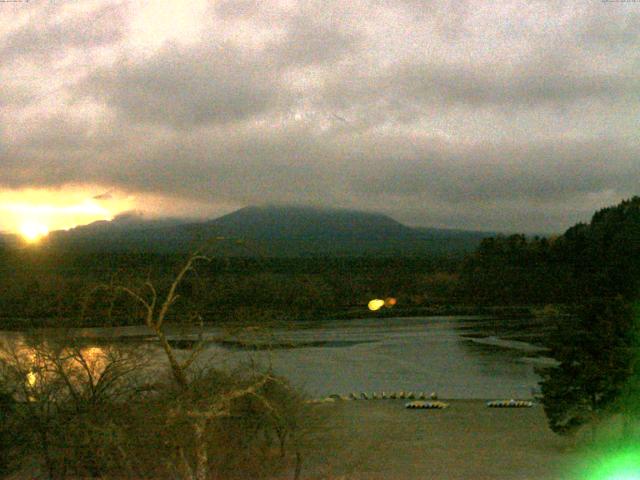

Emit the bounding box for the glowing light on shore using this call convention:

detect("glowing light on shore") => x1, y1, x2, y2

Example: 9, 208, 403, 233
368, 299, 385, 311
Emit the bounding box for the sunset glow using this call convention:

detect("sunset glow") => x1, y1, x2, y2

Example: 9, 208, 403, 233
20, 222, 49, 243
0, 186, 134, 237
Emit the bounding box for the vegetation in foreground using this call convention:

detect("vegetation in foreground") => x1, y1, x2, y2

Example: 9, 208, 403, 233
0, 255, 318, 479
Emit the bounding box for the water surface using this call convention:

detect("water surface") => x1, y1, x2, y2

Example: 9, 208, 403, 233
0, 316, 554, 399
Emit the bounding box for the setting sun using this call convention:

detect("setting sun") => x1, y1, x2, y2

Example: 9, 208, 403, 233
19, 222, 50, 243
0, 186, 136, 238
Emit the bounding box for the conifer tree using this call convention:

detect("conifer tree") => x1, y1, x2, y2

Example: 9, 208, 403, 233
537, 297, 634, 438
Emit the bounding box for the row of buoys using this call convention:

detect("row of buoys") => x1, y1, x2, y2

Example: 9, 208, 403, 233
405, 400, 449, 409
307, 394, 534, 408
307, 392, 438, 404
486, 399, 533, 408
346, 391, 439, 401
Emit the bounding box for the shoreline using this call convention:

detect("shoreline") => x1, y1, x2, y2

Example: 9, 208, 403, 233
0, 303, 568, 331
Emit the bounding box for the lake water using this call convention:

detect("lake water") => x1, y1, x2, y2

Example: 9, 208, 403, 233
1, 316, 555, 399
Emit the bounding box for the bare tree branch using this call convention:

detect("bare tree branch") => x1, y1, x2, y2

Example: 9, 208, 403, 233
156, 255, 209, 331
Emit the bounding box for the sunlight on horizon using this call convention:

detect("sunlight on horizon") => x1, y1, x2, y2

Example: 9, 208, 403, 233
19, 222, 49, 243
0, 186, 134, 238
0, 187, 242, 239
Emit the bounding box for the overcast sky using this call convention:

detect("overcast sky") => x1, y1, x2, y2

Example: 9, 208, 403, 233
1, 0, 638, 234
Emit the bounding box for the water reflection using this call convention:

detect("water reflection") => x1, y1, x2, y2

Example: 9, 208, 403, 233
0, 335, 146, 402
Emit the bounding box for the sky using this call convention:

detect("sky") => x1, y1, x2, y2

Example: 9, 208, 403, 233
1, 0, 638, 236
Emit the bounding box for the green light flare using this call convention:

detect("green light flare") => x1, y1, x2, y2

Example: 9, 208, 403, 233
577, 447, 640, 480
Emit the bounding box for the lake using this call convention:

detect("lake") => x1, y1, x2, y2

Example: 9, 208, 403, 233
0, 315, 556, 399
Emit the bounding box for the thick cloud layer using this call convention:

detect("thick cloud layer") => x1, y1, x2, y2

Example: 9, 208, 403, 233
1, 0, 638, 233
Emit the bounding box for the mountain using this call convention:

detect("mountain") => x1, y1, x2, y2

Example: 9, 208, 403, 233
45, 213, 189, 253
208, 205, 415, 239
42, 205, 494, 256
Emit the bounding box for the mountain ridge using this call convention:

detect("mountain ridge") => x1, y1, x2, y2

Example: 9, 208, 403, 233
37, 205, 495, 256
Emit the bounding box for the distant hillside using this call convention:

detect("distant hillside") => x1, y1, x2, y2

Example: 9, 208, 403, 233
45, 213, 189, 253
41, 205, 494, 257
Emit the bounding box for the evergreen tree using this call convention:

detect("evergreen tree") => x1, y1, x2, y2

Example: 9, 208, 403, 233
537, 297, 634, 437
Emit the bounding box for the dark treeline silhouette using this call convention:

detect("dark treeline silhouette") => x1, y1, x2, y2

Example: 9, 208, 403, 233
459, 196, 640, 305
0, 250, 463, 328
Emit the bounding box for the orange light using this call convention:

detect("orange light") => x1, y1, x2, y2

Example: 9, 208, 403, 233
384, 297, 397, 307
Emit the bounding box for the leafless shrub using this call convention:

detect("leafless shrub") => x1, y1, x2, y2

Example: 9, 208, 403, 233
0, 331, 147, 479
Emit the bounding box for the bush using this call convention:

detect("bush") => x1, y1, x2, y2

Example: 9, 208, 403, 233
114, 366, 309, 479
0, 344, 311, 479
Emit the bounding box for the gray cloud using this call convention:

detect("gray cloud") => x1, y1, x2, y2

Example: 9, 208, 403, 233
0, 2, 125, 64
80, 43, 290, 128
265, 14, 361, 68
352, 140, 640, 203
0, 0, 638, 233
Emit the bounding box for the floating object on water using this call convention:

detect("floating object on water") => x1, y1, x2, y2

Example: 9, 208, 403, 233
389, 392, 397, 399
430, 392, 438, 400
486, 399, 533, 408
398, 391, 406, 399
418, 392, 427, 400
382, 391, 388, 399
361, 392, 369, 400
371, 392, 379, 400
349, 392, 359, 400
407, 392, 415, 399
405, 401, 449, 409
